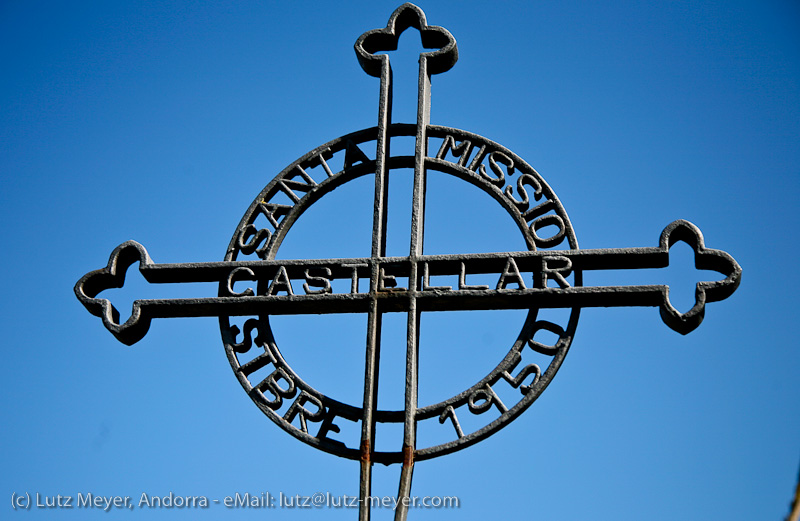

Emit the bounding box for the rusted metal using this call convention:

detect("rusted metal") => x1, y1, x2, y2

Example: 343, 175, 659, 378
74, 4, 741, 520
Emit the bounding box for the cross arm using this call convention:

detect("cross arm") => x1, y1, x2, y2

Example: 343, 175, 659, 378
74, 221, 740, 344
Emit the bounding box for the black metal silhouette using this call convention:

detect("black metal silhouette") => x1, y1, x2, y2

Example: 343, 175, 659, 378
75, 4, 741, 520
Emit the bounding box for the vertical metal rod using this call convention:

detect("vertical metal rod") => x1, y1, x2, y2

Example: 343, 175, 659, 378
359, 55, 392, 521
360, 299, 381, 521
394, 52, 431, 521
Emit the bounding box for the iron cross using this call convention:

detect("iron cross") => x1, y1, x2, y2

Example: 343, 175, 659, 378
75, 4, 741, 521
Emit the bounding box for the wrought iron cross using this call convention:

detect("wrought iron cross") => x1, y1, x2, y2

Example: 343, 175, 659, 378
75, 4, 741, 520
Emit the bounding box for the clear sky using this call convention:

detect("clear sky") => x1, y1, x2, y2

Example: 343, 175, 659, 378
1, 1, 798, 520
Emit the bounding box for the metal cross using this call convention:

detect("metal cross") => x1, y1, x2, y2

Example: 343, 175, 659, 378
74, 4, 741, 521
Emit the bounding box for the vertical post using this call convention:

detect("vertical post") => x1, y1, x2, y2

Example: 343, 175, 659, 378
395, 42, 432, 521
360, 52, 392, 521
355, 7, 457, 520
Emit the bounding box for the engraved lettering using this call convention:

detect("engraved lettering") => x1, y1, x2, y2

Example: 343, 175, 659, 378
266, 265, 294, 296
530, 214, 567, 249
344, 140, 370, 170
257, 200, 292, 229
438, 405, 464, 438
503, 173, 542, 213
527, 320, 569, 355
435, 135, 473, 166
541, 255, 572, 288
458, 262, 489, 290
303, 267, 332, 295
496, 257, 526, 290
421, 262, 450, 291
226, 267, 256, 297
306, 148, 335, 177
224, 318, 263, 354
342, 263, 367, 294
254, 367, 296, 409
520, 196, 556, 222
478, 150, 513, 188
316, 409, 355, 449
278, 165, 318, 203
500, 354, 541, 394
316, 410, 341, 441
379, 267, 405, 291
238, 349, 278, 378
237, 224, 271, 259
467, 385, 508, 414
467, 144, 488, 172
284, 391, 324, 433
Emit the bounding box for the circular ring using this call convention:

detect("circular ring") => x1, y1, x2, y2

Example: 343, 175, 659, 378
219, 124, 580, 463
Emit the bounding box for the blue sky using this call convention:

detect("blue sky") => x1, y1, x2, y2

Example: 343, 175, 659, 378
1, 1, 798, 520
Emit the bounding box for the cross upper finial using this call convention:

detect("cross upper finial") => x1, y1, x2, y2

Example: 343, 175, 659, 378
354, 3, 458, 77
